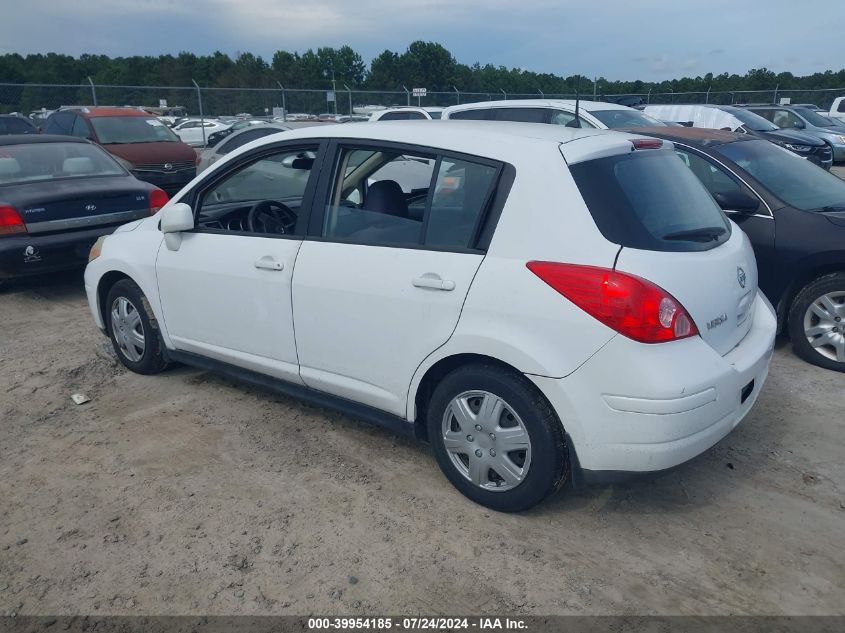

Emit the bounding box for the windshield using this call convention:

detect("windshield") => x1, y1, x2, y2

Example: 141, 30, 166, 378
90, 116, 180, 144
729, 109, 778, 132
570, 148, 730, 251
821, 114, 845, 128
795, 108, 836, 127
590, 109, 666, 129
716, 139, 845, 210
0, 142, 125, 185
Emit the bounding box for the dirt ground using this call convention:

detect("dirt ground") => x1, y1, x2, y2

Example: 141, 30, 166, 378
0, 272, 843, 618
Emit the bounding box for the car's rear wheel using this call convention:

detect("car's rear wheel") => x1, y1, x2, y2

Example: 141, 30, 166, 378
788, 273, 845, 372
427, 363, 569, 512
106, 279, 168, 375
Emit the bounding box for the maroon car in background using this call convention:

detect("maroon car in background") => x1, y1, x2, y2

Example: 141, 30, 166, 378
42, 107, 196, 196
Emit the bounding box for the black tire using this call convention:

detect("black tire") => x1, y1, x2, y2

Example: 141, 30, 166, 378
787, 272, 845, 372
427, 363, 569, 512
105, 279, 169, 375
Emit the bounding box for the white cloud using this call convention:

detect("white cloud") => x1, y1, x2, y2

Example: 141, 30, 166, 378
1, 0, 843, 81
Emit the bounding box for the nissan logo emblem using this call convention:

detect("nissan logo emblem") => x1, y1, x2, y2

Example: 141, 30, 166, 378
164, 163, 173, 170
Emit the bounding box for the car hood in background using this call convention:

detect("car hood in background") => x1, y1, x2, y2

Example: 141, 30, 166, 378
756, 129, 825, 147
102, 141, 196, 164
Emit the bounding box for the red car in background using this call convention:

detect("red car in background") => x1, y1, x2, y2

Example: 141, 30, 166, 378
42, 107, 196, 197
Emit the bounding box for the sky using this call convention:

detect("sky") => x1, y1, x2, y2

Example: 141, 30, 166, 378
1, 0, 843, 81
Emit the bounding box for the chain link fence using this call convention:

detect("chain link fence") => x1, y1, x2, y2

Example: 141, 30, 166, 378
3, 81, 845, 127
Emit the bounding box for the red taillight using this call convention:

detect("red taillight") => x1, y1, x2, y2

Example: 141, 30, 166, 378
631, 138, 663, 150
149, 188, 169, 215
526, 262, 698, 343
0, 204, 26, 236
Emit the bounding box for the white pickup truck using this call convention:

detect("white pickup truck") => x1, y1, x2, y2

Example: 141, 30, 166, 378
827, 97, 845, 124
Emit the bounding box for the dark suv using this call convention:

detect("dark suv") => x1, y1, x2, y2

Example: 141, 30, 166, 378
43, 107, 196, 196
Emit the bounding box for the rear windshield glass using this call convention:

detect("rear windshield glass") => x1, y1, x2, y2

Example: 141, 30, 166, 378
90, 116, 180, 144
0, 142, 126, 185
590, 109, 666, 129
716, 139, 845, 211
570, 148, 731, 251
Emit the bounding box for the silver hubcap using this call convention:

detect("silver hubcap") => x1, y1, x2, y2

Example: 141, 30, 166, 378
803, 291, 845, 363
110, 296, 145, 362
441, 390, 532, 492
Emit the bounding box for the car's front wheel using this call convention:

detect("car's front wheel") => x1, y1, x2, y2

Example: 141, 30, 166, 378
427, 363, 569, 512
788, 272, 845, 372
105, 279, 168, 375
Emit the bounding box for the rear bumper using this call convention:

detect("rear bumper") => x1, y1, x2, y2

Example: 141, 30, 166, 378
530, 291, 777, 477
131, 168, 195, 197
0, 225, 119, 280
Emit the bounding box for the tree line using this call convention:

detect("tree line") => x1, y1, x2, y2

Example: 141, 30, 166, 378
3, 42, 845, 96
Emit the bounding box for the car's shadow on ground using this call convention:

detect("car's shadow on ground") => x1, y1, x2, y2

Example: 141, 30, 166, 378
165, 346, 798, 522
534, 338, 798, 519
8, 273, 804, 521
0, 269, 87, 301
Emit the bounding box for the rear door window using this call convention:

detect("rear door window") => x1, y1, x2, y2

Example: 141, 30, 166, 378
448, 109, 490, 121
674, 149, 743, 195
570, 148, 731, 252
491, 108, 548, 123
550, 110, 596, 128
379, 111, 427, 121
323, 145, 500, 250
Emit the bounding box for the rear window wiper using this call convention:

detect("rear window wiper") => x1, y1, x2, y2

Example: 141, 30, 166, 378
662, 226, 727, 242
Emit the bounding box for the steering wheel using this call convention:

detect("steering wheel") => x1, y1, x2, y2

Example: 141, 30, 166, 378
247, 200, 297, 234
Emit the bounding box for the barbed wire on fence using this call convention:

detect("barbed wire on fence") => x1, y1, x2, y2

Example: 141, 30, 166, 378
3, 81, 845, 118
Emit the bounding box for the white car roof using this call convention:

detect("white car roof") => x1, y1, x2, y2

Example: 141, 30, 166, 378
643, 105, 742, 131
223, 120, 657, 168
443, 99, 633, 115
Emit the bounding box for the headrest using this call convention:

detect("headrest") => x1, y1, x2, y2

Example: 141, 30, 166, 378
0, 157, 21, 176
63, 157, 95, 174
364, 180, 408, 218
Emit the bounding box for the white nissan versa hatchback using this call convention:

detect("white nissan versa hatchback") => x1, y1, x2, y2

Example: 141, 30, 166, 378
84, 121, 776, 511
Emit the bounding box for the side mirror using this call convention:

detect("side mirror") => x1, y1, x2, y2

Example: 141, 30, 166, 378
793, 120, 805, 129
713, 191, 759, 214
160, 202, 194, 250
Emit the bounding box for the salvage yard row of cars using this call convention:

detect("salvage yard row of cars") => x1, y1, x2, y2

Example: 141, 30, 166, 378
2, 97, 845, 511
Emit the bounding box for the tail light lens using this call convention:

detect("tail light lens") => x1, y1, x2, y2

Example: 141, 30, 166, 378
0, 204, 26, 236
630, 138, 663, 150
526, 261, 698, 343
149, 188, 169, 214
